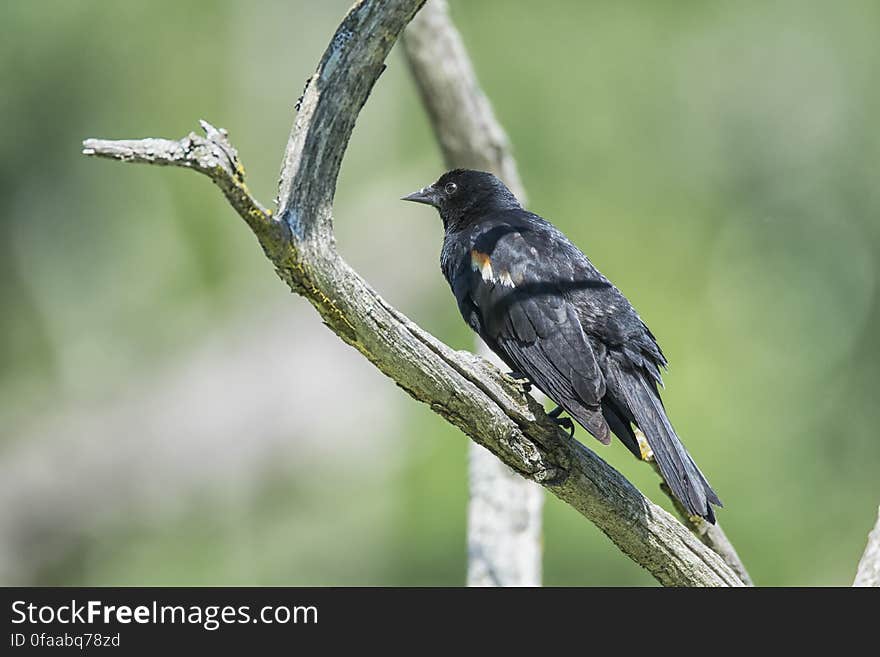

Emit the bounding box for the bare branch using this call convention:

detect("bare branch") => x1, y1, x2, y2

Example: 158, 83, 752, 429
402, 0, 524, 197
664, 490, 752, 586
636, 432, 753, 584
854, 505, 880, 586
404, 0, 541, 588
276, 0, 421, 245
467, 439, 542, 586
404, 0, 751, 585
83, 120, 281, 244
82, 0, 744, 586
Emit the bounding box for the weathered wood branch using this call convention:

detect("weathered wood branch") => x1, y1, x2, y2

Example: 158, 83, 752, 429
404, 0, 542, 588
404, 0, 752, 585
634, 432, 752, 585
853, 505, 880, 586
82, 0, 743, 586
83, 120, 281, 244
658, 481, 752, 585
466, 437, 543, 586
402, 0, 523, 195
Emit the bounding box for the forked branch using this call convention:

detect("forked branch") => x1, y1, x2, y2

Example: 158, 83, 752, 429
402, 0, 753, 586
83, 0, 743, 587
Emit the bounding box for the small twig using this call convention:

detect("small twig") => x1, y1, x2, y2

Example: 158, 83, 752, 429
636, 430, 753, 585
404, 0, 542, 588
83, 121, 285, 249
406, 0, 752, 586
853, 505, 880, 586
82, 0, 744, 587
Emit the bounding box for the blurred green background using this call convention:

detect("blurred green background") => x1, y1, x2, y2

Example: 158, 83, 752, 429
1, 0, 878, 586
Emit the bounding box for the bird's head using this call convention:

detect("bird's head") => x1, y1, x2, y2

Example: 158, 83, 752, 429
402, 169, 521, 228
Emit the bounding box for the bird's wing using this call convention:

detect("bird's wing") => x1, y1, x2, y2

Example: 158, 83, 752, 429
464, 222, 611, 443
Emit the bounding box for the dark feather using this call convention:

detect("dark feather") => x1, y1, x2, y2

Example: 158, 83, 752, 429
424, 169, 721, 523
605, 358, 722, 521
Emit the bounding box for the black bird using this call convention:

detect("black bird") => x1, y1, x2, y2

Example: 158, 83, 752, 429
403, 169, 722, 523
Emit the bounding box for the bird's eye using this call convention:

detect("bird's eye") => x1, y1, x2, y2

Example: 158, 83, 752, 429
444, 182, 458, 195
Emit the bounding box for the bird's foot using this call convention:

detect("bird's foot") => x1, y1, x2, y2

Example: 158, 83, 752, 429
548, 405, 575, 438
503, 370, 532, 393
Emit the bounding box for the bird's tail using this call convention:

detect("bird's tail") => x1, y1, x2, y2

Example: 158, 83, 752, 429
608, 362, 722, 523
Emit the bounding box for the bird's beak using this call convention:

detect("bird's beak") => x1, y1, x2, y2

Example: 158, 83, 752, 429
401, 185, 439, 207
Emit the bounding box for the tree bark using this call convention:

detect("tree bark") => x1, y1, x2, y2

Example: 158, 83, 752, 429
403, 0, 753, 586
853, 505, 880, 587
467, 438, 542, 586
403, 0, 542, 588
82, 0, 744, 587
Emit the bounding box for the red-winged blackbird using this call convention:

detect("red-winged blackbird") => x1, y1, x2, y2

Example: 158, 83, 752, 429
403, 169, 721, 523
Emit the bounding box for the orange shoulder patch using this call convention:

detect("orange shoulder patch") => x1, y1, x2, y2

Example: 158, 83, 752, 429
470, 250, 494, 281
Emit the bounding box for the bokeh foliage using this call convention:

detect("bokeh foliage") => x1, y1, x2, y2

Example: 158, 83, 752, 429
1, 0, 878, 586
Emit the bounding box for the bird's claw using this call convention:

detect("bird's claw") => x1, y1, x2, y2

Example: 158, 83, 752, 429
554, 416, 575, 438
548, 405, 575, 437
504, 371, 532, 393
